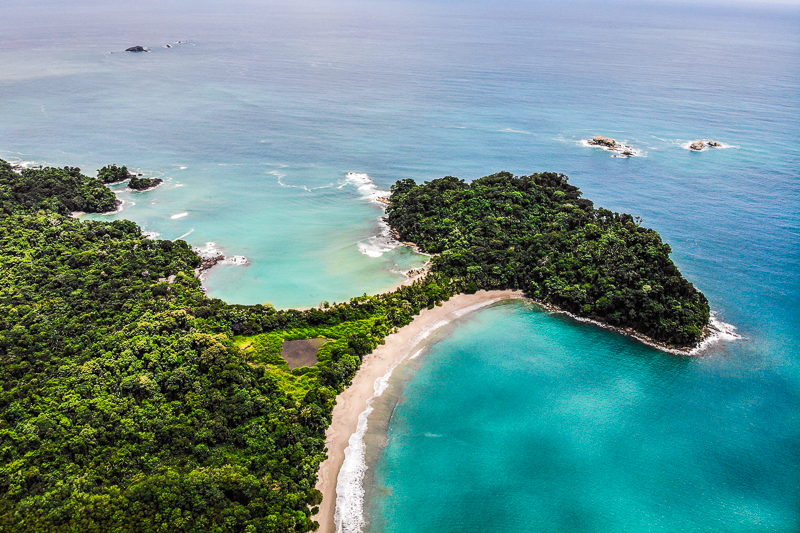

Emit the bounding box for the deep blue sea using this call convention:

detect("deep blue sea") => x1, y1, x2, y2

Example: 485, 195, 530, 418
1, 1, 798, 531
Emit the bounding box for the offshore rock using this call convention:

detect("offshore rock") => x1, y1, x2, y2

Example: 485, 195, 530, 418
588, 136, 617, 148
689, 140, 706, 151
125, 46, 147, 52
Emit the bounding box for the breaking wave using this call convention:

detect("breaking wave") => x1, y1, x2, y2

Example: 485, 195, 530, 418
340, 172, 400, 259
192, 241, 250, 266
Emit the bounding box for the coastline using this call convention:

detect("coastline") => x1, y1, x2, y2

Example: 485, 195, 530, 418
313, 290, 524, 533
312, 287, 740, 531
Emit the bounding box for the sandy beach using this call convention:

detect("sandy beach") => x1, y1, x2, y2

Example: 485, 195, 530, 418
313, 289, 524, 533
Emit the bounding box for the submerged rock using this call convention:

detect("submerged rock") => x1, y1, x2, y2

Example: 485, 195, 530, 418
125, 46, 147, 52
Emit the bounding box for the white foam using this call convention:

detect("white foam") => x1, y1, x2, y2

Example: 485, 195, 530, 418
340, 172, 399, 259
223, 255, 250, 266
540, 304, 741, 356
171, 212, 189, 219
499, 128, 534, 135
142, 231, 160, 240
271, 169, 334, 192
5, 157, 46, 173
334, 296, 512, 533
179, 166, 187, 170
689, 313, 742, 355
580, 138, 646, 158
681, 140, 738, 151
339, 172, 390, 205
194, 241, 222, 259
191, 241, 249, 266
357, 218, 400, 258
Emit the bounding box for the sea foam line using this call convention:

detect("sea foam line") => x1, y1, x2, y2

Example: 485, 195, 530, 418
174, 228, 195, 241
270, 169, 334, 192
537, 303, 741, 356
334, 296, 513, 533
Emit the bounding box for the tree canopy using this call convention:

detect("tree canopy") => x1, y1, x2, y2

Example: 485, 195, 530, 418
386, 172, 710, 345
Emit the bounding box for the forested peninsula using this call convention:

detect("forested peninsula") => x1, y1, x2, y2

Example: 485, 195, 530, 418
0, 159, 709, 532
386, 172, 710, 346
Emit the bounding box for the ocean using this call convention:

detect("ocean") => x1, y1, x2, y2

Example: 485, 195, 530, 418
1, 0, 798, 531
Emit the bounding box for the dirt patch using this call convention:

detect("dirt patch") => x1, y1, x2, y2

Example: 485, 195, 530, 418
281, 337, 328, 369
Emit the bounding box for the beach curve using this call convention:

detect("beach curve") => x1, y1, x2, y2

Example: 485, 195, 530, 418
313, 290, 524, 533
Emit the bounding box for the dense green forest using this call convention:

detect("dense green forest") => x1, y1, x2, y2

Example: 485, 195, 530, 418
386, 172, 710, 345
0, 160, 708, 531
129, 177, 164, 190
0, 159, 463, 532
96, 164, 132, 184
0, 160, 117, 215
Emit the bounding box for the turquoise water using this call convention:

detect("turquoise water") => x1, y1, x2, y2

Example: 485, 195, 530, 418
1, 0, 798, 531
367, 301, 799, 532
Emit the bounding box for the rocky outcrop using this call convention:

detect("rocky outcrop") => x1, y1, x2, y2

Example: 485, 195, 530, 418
586, 136, 638, 157
689, 140, 706, 151
588, 136, 617, 148
125, 46, 147, 52
690, 139, 722, 151
200, 255, 225, 271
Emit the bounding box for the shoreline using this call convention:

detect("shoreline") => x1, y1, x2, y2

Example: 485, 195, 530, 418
312, 288, 740, 532
313, 290, 524, 533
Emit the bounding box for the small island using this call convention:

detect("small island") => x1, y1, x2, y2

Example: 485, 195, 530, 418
96, 164, 163, 190
97, 163, 134, 183
128, 176, 164, 190
125, 45, 148, 52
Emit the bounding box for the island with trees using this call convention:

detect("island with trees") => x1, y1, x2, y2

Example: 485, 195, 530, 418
0, 159, 710, 531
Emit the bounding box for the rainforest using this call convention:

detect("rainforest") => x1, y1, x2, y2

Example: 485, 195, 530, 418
0, 160, 708, 532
